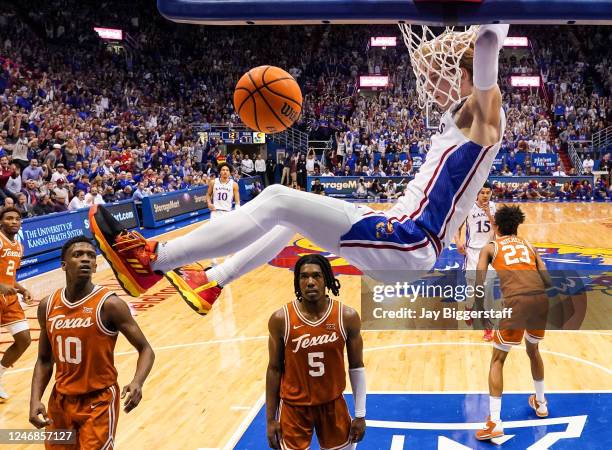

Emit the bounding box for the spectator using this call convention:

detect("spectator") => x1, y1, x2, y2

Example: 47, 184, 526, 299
552, 164, 567, 177
5, 164, 21, 196
22, 159, 44, 183
255, 154, 266, 185
51, 164, 68, 184
53, 180, 70, 205
311, 178, 326, 195
265, 154, 276, 186
68, 190, 87, 211
582, 155, 595, 174
241, 155, 255, 177
84, 186, 105, 206
33, 194, 55, 216
14, 193, 32, 218
132, 182, 148, 202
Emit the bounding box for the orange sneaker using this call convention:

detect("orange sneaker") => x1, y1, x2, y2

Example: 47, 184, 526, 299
165, 263, 222, 316
475, 416, 504, 440
529, 394, 549, 418
89, 204, 162, 297
483, 329, 494, 341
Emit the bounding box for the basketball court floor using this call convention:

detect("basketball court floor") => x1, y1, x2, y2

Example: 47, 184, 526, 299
2, 202, 611, 449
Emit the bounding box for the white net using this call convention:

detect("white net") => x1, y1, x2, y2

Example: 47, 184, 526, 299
398, 24, 479, 109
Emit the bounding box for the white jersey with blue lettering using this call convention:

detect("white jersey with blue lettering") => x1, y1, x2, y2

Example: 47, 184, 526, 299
212, 178, 235, 212
465, 201, 496, 250
338, 101, 506, 282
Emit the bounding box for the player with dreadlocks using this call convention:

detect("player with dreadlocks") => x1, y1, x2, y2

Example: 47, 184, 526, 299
293, 254, 342, 301
266, 255, 366, 450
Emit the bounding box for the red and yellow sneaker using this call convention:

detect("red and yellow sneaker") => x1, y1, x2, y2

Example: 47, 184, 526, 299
89, 204, 162, 297
475, 416, 504, 440
165, 263, 222, 316
529, 394, 549, 418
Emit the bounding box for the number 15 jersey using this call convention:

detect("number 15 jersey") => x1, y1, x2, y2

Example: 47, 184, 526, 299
46, 286, 118, 395
280, 299, 347, 406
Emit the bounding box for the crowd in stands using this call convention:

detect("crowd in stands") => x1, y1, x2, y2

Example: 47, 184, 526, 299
0, 1, 611, 218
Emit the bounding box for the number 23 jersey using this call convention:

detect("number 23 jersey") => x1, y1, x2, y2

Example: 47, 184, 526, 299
280, 299, 347, 406
492, 235, 545, 298
46, 286, 118, 395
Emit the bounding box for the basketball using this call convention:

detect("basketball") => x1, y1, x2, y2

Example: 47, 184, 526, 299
233, 65, 302, 134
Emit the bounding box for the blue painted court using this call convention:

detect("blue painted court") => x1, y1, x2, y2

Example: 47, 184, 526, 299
236, 392, 612, 449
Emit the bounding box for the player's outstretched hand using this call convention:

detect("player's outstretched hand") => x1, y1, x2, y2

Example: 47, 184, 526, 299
21, 289, 33, 304
29, 401, 52, 428
349, 417, 366, 443
122, 381, 143, 413
266, 419, 282, 449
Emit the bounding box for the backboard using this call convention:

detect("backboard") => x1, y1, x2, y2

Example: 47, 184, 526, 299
157, 0, 612, 25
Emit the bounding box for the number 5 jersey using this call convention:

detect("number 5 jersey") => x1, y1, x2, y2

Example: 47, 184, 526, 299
280, 299, 347, 406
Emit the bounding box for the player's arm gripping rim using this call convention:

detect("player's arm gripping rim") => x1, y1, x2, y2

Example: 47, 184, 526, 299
344, 305, 366, 444
100, 295, 155, 413
466, 25, 509, 146
266, 309, 285, 449
206, 179, 216, 211
473, 242, 494, 329
29, 297, 54, 428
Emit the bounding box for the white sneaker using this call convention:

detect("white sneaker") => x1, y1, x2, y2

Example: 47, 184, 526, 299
529, 394, 548, 417
0, 383, 9, 402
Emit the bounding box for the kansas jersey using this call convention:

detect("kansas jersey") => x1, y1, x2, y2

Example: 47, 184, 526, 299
465, 201, 496, 249
339, 102, 506, 281
212, 178, 235, 212
46, 285, 118, 395
492, 235, 545, 299
280, 299, 346, 406
0, 230, 22, 287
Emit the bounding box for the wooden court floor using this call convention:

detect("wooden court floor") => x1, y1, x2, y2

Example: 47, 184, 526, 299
2, 202, 611, 449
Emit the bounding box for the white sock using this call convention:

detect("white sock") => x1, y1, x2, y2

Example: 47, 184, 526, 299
205, 226, 295, 288
534, 379, 545, 403
151, 186, 350, 273
0, 363, 7, 378
490, 396, 501, 422
206, 265, 230, 287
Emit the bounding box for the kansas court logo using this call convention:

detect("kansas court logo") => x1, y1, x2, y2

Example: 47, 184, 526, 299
269, 238, 361, 276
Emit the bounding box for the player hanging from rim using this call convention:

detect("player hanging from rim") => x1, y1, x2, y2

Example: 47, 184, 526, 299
474, 206, 550, 441
88, 24, 510, 316
0, 206, 32, 401
266, 255, 366, 450
454, 182, 496, 341
29, 236, 155, 448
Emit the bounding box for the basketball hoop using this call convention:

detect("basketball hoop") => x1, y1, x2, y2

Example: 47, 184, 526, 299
398, 24, 479, 108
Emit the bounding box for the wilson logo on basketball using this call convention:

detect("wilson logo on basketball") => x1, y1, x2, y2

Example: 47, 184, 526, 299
291, 332, 339, 353
281, 102, 299, 122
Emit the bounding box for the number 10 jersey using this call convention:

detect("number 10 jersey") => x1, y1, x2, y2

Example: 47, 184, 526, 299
46, 286, 118, 395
